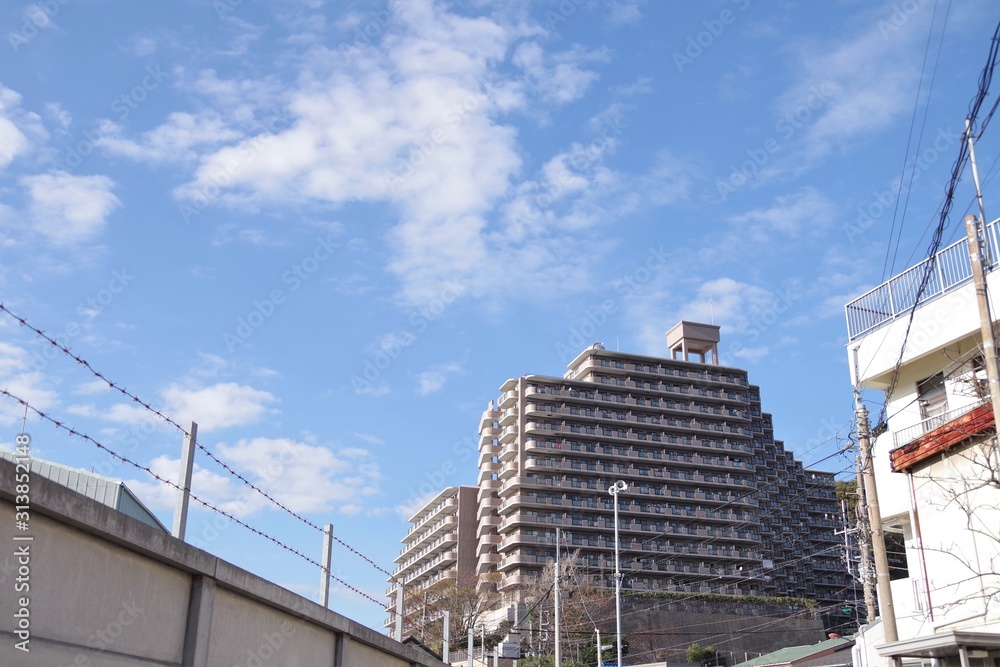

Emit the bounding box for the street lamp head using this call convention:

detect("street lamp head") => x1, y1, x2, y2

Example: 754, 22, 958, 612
608, 480, 628, 495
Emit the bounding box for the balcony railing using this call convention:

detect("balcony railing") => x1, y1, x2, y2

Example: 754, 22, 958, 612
845, 217, 1000, 341
891, 399, 988, 449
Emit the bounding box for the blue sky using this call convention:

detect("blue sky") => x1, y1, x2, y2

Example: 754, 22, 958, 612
2, 0, 998, 630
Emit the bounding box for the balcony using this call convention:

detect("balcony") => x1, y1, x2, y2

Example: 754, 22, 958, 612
892, 399, 988, 449
524, 403, 547, 418
497, 443, 517, 463
499, 408, 518, 427
478, 430, 497, 449
480, 409, 498, 431
499, 389, 518, 409
478, 476, 498, 495
499, 424, 518, 444
477, 466, 495, 485
524, 439, 550, 454
498, 461, 518, 481
406, 496, 457, 535
478, 497, 500, 518
845, 217, 1000, 340
891, 400, 995, 472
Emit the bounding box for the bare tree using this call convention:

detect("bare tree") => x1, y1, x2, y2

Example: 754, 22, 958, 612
400, 571, 504, 651
905, 432, 1000, 618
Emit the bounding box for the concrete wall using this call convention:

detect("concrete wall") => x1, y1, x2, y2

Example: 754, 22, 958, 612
0, 457, 445, 667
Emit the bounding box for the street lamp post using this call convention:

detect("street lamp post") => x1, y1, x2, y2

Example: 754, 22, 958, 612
608, 480, 628, 667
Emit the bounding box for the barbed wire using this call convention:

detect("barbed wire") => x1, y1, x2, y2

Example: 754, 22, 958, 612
189, 437, 395, 579
0, 303, 395, 580
0, 303, 189, 434
0, 388, 384, 606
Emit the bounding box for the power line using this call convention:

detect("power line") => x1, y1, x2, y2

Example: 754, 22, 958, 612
882, 0, 951, 281
876, 17, 1000, 428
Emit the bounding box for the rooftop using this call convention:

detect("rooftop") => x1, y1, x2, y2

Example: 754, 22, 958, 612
732, 636, 855, 667
845, 217, 1000, 341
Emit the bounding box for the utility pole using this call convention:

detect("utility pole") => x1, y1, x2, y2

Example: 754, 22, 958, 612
852, 375, 899, 665
555, 526, 561, 667
609, 480, 628, 667
965, 215, 1000, 428
596, 628, 602, 667
854, 456, 877, 623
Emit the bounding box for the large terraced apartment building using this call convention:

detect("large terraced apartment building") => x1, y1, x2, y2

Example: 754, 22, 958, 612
388, 322, 847, 635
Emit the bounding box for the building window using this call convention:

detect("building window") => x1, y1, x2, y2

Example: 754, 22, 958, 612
917, 372, 948, 419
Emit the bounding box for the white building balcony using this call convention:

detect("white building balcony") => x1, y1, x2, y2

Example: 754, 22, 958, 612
848, 218, 1000, 389
845, 218, 1000, 341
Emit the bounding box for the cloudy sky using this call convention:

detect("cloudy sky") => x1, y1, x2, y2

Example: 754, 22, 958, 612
2, 0, 998, 630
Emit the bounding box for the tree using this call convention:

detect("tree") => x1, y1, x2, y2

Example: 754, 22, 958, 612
400, 572, 503, 652
579, 634, 628, 666
516, 550, 618, 666
835, 479, 858, 518
908, 432, 1000, 617
687, 642, 721, 667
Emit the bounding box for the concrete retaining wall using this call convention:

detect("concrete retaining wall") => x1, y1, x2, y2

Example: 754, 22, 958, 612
0, 457, 445, 667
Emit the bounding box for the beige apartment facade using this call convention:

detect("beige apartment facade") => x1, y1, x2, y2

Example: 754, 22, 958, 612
476, 324, 844, 606
389, 323, 848, 635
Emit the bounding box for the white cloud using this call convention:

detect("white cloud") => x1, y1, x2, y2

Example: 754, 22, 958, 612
607, 0, 643, 25
512, 42, 604, 105
613, 76, 654, 97
215, 437, 381, 513
162, 382, 278, 430
102, 1, 636, 308
395, 488, 441, 521
0, 86, 39, 170
727, 187, 836, 243
629, 276, 799, 360
128, 437, 382, 518
125, 454, 250, 514
20, 171, 120, 245
415, 361, 464, 396
43, 102, 71, 130
352, 432, 385, 446
133, 36, 158, 57
73, 379, 112, 395
775, 4, 934, 170
97, 111, 243, 163
0, 342, 57, 426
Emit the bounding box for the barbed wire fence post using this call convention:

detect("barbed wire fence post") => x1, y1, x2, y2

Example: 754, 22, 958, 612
172, 421, 199, 541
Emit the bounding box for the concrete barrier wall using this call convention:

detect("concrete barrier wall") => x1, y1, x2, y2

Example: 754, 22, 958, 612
0, 458, 444, 667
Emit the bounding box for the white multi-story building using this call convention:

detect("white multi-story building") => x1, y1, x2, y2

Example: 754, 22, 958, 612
385, 486, 479, 637
846, 217, 1000, 667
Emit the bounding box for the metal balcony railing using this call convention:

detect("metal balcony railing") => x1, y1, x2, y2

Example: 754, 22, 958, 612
891, 399, 988, 449
845, 217, 1000, 340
